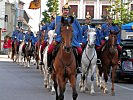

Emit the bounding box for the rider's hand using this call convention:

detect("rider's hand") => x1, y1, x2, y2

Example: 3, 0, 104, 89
105, 36, 109, 40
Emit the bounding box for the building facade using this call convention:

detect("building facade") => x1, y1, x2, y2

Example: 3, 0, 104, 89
59, 0, 133, 19
0, 0, 16, 51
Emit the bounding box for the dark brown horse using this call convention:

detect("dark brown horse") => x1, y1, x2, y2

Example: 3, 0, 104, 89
98, 30, 119, 96
52, 16, 78, 100
11, 39, 18, 62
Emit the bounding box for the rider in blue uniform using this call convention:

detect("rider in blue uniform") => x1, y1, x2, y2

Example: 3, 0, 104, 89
39, 16, 55, 65
17, 28, 25, 43
100, 16, 122, 63
12, 26, 20, 46
47, 2, 82, 73
23, 29, 36, 51
81, 12, 96, 51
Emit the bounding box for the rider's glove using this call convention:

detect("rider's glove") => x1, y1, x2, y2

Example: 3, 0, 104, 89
105, 36, 109, 40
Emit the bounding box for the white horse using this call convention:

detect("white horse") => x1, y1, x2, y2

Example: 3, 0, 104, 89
79, 28, 97, 95
42, 30, 56, 94
18, 41, 25, 65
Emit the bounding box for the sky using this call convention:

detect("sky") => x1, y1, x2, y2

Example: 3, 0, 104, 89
9, 0, 47, 32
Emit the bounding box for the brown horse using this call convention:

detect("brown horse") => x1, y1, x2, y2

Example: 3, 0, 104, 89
11, 40, 18, 62
52, 16, 78, 100
98, 30, 119, 96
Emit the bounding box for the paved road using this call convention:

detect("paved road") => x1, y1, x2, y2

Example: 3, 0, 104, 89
0, 55, 133, 100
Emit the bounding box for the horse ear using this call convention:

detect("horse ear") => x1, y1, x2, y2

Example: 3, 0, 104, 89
69, 16, 74, 24
61, 16, 65, 24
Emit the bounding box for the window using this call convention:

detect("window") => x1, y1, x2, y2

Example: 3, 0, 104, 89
131, 4, 133, 11
70, 5, 78, 18
85, 5, 94, 18
102, 5, 110, 16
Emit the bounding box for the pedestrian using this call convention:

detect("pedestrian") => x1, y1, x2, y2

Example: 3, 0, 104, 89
7, 36, 12, 58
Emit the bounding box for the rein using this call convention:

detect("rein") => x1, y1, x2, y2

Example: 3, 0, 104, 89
83, 46, 95, 76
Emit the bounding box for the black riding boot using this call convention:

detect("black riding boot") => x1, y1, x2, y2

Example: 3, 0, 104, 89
47, 53, 53, 73
39, 52, 44, 65
77, 55, 82, 73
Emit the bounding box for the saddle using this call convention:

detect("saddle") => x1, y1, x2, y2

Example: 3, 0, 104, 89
52, 43, 61, 59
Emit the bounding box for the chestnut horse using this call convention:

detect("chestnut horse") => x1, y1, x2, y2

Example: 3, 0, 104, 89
52, 16, 78, 100
11, 39, 18, 62
98, 30, 119, 96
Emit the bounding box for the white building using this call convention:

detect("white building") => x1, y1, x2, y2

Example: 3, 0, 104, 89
59, 0, 133, 19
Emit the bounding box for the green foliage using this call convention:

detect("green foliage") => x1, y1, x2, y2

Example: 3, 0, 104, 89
41, 0, 59, 23
108, 0, 133, 25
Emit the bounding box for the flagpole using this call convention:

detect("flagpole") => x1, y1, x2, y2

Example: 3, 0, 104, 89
39, 0, 41, 31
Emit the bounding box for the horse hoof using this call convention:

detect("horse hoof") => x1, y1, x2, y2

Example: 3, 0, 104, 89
111, 92, 115, 96
104, 89, 109, 94
51, 91, 55, 95
85, 87, 89, 91
90, 92, 95, 96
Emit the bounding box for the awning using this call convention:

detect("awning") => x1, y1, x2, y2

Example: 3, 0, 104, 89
122, 22, 133, 32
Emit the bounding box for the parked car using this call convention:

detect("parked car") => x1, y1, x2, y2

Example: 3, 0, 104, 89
115, 39, 133, 82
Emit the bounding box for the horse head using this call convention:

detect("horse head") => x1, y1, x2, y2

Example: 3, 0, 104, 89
108, 30, 119, 48
60, 16, 74, 53
87, 28, 96, 48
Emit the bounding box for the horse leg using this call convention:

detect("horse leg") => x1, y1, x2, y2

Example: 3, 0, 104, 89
49, 75, 55, 95
98, 64, 103, 89
58, 78, 65, 100
69, 75, 78, 100
103, 66, 109, 94
80, 74, 86, 92
52, 74, 58, 100
111, 65, 117, 96
90, 64, 96, 95
96, 66, 100, 87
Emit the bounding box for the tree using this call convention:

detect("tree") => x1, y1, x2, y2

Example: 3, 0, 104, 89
41, 0, 59, 23
108, 0, 133, 25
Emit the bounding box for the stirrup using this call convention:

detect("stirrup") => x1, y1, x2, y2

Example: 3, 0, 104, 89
97, 59, 101, 65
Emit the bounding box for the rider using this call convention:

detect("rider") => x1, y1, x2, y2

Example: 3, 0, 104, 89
81, 12, 96, 51
12, 26, 20, 46
17, 27, 25, 43
11, 26, 20, 58
99, 15, 122, 63
39, 16, 55, 65
23, 28, 36, 51
47, 2, 82, 73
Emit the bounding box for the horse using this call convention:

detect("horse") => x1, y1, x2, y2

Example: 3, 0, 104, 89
51, 16, 78, 100
18, 40, 25, 65
23, 40, 34, 68
97, 30, 119, 96
11, 38, 18, 62
42, 30, 55, 94
79, 28, 97, 95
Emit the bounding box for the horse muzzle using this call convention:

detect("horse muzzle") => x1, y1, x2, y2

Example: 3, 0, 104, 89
63, 46, 72, 53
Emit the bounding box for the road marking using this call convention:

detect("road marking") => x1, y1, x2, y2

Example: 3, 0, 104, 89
109, 82, 133, 91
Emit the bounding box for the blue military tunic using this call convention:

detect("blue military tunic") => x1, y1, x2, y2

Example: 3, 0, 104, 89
24, 32, 36, 45
48, 16, 82, 47
17, 31, 25, 42
12, 30, 20, 41
41, 23, 49, 41
101, 23, 121, 44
